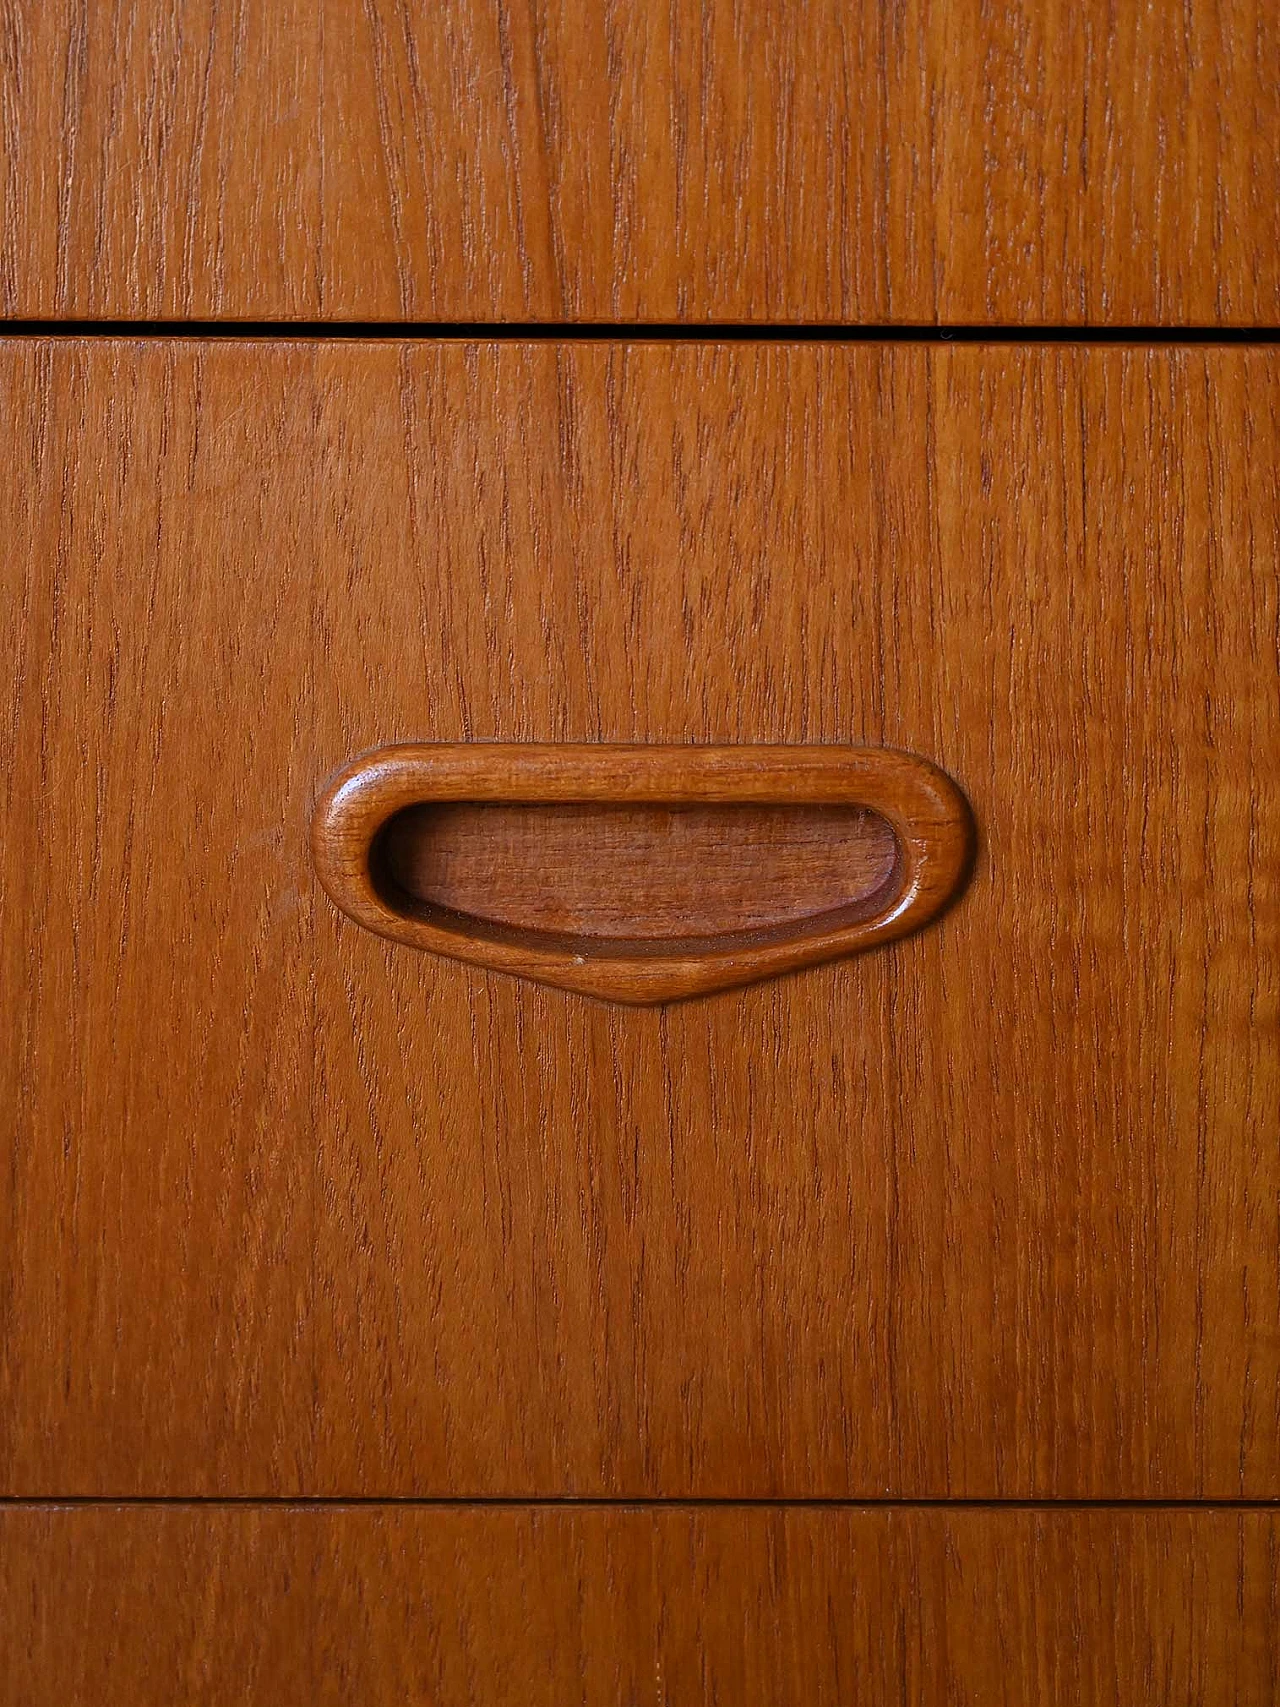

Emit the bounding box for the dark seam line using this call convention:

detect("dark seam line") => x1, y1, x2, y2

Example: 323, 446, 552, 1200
1, 319, 1280, 345
2, 1496, 1278, 1510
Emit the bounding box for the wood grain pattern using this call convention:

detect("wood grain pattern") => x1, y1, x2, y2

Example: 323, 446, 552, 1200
0, 342, 315, 1493
3, 1, 1279, 323
0, 1504, 306, 1704
0, 0, 320, 319
3, 1503, 1279, 1706
312, 743, 970, 1000
2, 340, 1278, 1502
310, 341, 1280, 1499
380, 801, 899, 938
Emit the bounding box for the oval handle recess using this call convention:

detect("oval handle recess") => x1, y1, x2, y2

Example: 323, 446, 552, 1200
311, 744, 973, 1003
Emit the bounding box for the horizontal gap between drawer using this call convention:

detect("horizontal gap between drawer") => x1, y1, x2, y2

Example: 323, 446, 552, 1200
2, 1497, 1278, 1511
1, 319, 1280, 346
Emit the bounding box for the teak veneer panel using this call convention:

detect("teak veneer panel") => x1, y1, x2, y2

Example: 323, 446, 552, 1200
3, 1, 1279, 323
3, 1504, 1279, 1706
309, 340, 1280, 1500
0, 342, 314, 1493
1, 340, 1278, 1499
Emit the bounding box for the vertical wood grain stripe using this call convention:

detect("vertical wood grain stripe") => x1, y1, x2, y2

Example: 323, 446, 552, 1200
2, 1505, 1279, 1706
1, 1, 1278, 322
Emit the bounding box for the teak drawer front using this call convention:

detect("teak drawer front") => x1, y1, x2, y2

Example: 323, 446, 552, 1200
4, 2, 1279, 325
2, 339, 1278, 1499
5, 1504, 1280, 1707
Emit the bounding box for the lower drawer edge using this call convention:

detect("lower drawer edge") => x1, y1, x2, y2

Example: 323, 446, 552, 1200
2, 1502, 1277, 1706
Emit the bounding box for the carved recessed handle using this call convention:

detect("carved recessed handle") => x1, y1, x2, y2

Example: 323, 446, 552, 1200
310, 744, 973, 1003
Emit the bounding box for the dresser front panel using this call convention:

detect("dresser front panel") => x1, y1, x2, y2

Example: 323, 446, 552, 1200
0, 341, 315, 1494
2, 340, 1277, 1498
5, 1504, 1279, 1706
4, 3, 1279, 324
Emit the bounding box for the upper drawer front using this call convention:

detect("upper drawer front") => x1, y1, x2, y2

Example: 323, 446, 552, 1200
5, 2, 1279, 324
2, 340, 1277, 1500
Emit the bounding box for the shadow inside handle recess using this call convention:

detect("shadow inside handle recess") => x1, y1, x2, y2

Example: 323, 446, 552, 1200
371, 799, 903, 956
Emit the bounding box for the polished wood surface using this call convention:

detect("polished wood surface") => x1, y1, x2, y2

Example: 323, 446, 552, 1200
0, 341, 314, 1494
312, 743, 971, 1000
3, 2, 1278, 324
0, 1, 318, 320
3, 1503, 1278, 1706
2, 340, 1277, 1500
381, 801, 899, 937
310, 341, 1280, 1498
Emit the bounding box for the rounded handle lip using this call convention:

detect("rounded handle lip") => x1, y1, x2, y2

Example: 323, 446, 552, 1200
311, 743, 974, 1003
